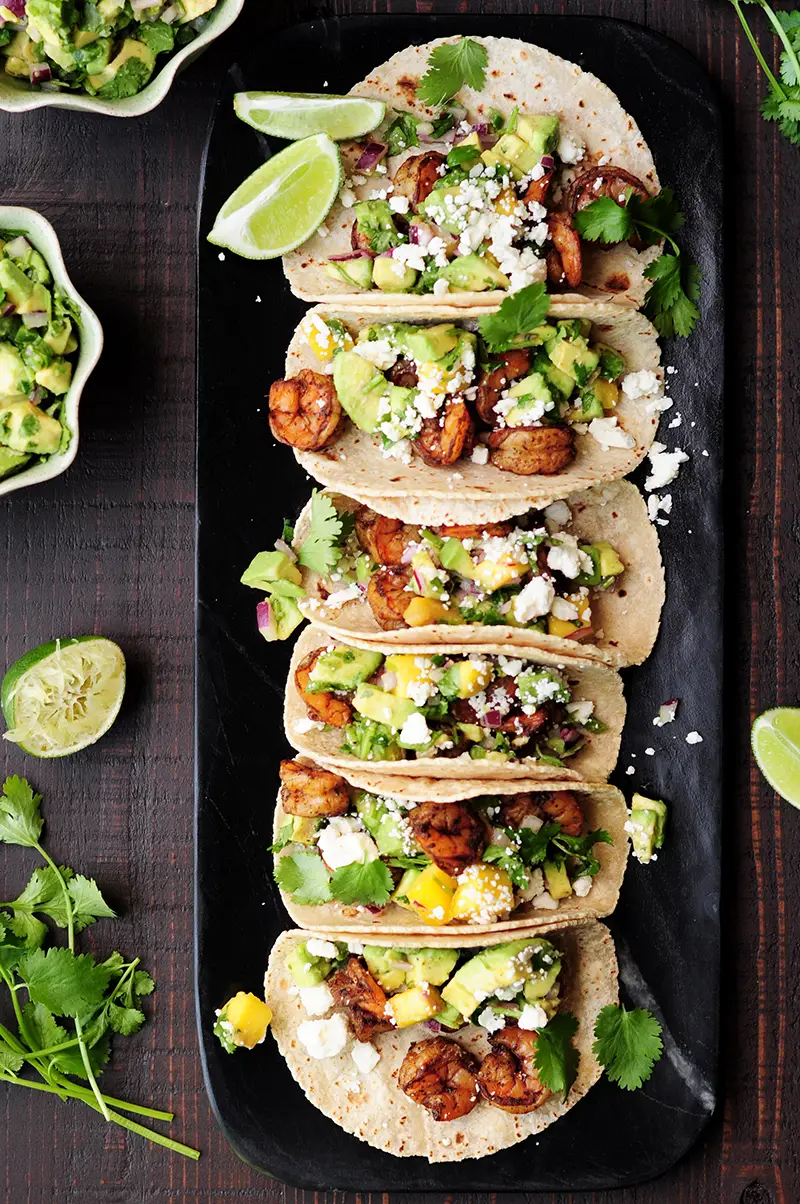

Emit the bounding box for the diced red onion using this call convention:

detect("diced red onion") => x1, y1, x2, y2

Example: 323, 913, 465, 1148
471, 121, 491, 136
484, 709, 503, 729
21, 310, 47, 328
29, 63, 51, 85
256, 600, 272, 635
559, 726, 581, 745
273, 538, 297, 563
481, 134, 499, 149
29, 385, 43, 405
2, 0, 26, 17
3, 235, 30, 258
380, 671, 397, 691
161, 2, 180, 21
1, 301, 15, 317
400, 544, 415, 565
365, 904, 383, 914
409, 222, 435, 248
412, 569, 425, 593
541, 155, 555, 169
328, 249, 375, 262
424, 1019, 443, 1033
355, 141, 387, 173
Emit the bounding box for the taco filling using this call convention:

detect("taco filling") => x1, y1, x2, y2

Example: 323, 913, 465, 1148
270, 309, 636, 473
292, 641, 605, 768
274, 759, 612, 925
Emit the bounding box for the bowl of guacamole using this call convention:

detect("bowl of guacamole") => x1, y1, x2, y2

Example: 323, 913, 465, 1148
0, 0, 244, 116
0, 206, 103, 498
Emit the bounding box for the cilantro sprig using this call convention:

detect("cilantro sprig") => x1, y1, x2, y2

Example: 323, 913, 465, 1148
297, 488, 354, 574
593, 1004, 664, 1090
417, 37, 488, 108
534, 1011, 580, 1099
483, 821, 612, 887
729, 1, 800, 145
573, 189, 701, 338
0, 776, 198, 1160
274, 846, 393, 908
477, 283, 552, 352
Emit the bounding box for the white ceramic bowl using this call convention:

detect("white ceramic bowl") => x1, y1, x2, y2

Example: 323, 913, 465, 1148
0, 207, 103, 499
0, 0, 244, 117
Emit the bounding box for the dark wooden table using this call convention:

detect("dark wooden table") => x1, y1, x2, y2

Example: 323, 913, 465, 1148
0, 1, 796, 1200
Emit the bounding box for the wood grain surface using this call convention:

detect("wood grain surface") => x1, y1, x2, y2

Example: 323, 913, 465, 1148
0, 0, 796, 1200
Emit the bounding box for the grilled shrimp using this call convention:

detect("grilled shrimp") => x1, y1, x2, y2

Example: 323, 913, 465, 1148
540, 790, 584, 837
414, 399, 474, 467
478, 1024, 553, 1113
387, 357, 419, 389
436, 521, 514, 539
408, 801, 488, 874
367, 565, 414, 630
278, 759, 351, 817
498, 709, 550, 739
327, 957, 394, 1042
269, 370, 343, 451
522, 162, 556, 207
474, 349, 533, 426
398, 1037, 480, 1121
487, 426, 576, 476
497, 793, 543, 829
546, 212, 583, 289
392, 151, 447, 207
355, 508, 419, 567
567, 166, 649, 232
294, 649, 353, 729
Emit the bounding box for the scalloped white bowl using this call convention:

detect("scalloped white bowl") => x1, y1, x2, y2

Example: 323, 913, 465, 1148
0, 0, 244, 117
0, 207, 103, 499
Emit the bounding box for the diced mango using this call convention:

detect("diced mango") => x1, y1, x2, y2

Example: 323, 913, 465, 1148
452, 659, 492, 698
384, 653, 436, 700
223, 992, 272, 1049
416, 360, 448, 397
386, 983, 444, 1028
301, 315, 354, 362
493, 188, 518, 217
593, 377, 619, 409
472, 558, 529, 591
595, 542, 625, 577
404, 863, 458, 925
450, 863, 515, 922
548, 615, 580, 639
403, 597, 457, 626
548, 593, 592, 639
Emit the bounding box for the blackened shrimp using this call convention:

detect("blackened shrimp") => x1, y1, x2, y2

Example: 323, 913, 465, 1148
487, 426, 576, 476
414, 399, 474, 466
278, 759, 351, 817
540, 790, 584, 837
392, 152, 447, 207
546, 212, 583, 289
294, 649, 353, 729
474, 349, 533, 426
269, 370, 342, 451
477, 1024, 553, 1113
327, 957, 394, 1042
398, 1037, 480, 1121
366, 565, 414, 630
408, 801, 488, 874
355, 507, 419, 567
436, 521, 514, 540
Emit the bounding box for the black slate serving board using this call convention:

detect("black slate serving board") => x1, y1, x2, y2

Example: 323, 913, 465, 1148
195, 13, 723, 1191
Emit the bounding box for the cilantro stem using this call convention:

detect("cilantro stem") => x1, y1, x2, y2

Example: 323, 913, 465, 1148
759, 1, 800, 90
630, 218, 681, 257
16, 1036, 81, 1060
730, 0, 786, 96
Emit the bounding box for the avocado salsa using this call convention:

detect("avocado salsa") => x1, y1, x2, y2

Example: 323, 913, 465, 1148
0, 229, 78, 481
0, 0, 219, 99
272, 312, 630, 473
274, 760, 611, 923
295, 643, 605, 767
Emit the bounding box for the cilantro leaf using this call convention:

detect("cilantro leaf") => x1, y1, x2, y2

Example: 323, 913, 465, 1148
133, 970, 155, 997
643, 253, 701, 339
107, 1004, 146, 1036
54, 1031, 111, 1080
330, 859, 393, 906
296, 490, 345, 574
483, 843, 529, 889
273, 849, 333, 905
0, 1044, 24, 1074
67, 874, 115, 931
385, 110, 420, 157
19, 948, 113, 1018
777, 11, 800, 85
268, 820, 294, 854
22, 1000, 68, 1054
214, 1010, 237, 1054
592, 1004, 664, 1090
417, 38, 488, 108
0, 776, 44, 848
573, 197, 634, 244
478, 284, 551, 352
534, 1011, 580, 1099
729, 1, 800, 145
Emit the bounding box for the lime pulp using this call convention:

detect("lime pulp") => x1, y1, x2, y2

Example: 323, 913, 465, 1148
233, 91, 385, 141
751, 707, 800, 807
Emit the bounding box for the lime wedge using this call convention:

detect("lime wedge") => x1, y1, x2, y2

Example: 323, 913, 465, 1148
2, 637, 126, 758
751, 707, 800, 807
208, 133, 342, 260
234, 92, 385, 141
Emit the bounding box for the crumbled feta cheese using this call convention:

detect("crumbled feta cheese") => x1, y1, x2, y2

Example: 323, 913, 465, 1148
399, 711, 431, 746
351, 1041, 381, 1073
339, 187, 357, 209
543, 499, 571, 528
322, 583, 363, 609
294, 717, 325, 734
644, 442, 689, 491
317, 817, 379, 870
588, 417, 636, 450
513, 576, 555, 623
354, 338, 398, 371
305, 937, 338, 959
645, 747, 655, 756
477, 1007, 507, 1034
546, 535, 589, 579
550, 596, 579, 622
573, 875, 593, 897
566, 700, 595, 725
622, 369, 662, 401
346, 939, 364, 954
557, 132, 585, 164
647, 493, 673, 523
532, 891, 558, 910
518, 1003, 548, 1030
388, 195, 410, 214
432, 277, 450, 297
470, 444, 489, 464
686, 731, 703, 745
393, 242, 429, 273
297, 1014, 349, 1059
299, 983, 335, 1017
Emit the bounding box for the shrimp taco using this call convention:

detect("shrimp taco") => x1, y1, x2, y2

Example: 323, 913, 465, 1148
276, 479, 663, 667
284, 626, 625, 781
264, 922, 618, 1161
273, 758, 629, 933
269, 299, 665, 525
283, 35, 661, 308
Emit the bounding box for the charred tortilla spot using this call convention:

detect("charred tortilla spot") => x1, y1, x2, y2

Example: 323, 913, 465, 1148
604, 273, 631, 292
397, 75, 419, 101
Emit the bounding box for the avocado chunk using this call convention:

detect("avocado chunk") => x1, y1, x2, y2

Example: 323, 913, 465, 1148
0, 342, 31, 399
440, 939, 546, 1018
0, 445, 32, 480
353, 200, 401, 255
0, 258, 34, 311
324, 257, 373, 290
556, 319, 592, 341
434, 1001, 466, 1030
291, 815, 322, 845
596, 541, 624, 577
372, 256, 417, 293
535, 352, 575, 398
516, 114, 560, 161
392, 866, 423, 906
549, 338, 600, 388
332, 350, 387, 433
307, 646, 383, 692
439, 537, 476, 579
503, 371, 554, 426
399, 323, 460, 364
43, 318, 74, 356
494, 132, 544, 178
353, 684, 417, 731
596, 343, 627, 381
89, 38, 156, 100
407, 947, 459, 987
441, 253, 509, 292
286, 941, 334, 987
416, 185, 463, 234
629, 793, 667, 864
35, 357, 72, 396
577, 390, 604, 420
543, 860, 573, 899
522, 954, 562, 1000
0, 400, 62, 455
516, 668, 571, 707
240, 549, 303, 592
362, 946, 409, 993
354, 792, 409, 857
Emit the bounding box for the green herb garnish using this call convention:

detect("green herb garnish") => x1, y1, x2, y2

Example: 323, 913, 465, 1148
417, 37, 489, 108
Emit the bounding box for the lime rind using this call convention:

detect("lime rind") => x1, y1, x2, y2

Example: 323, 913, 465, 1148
751, 707, 800, 807
233, 91, 385, 141
207, 133, 342, 261
2, 636, 126, 759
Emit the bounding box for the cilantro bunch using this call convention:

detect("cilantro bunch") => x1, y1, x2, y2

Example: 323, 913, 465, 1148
0, 777, 198, 1160
729, 1, 800, 144
483, 821, 613, 889
573, 189, 701, 338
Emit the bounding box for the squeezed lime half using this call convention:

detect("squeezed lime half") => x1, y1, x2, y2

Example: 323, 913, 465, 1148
2, 637, 126, 758
234, 92, 385, 141
751, 707, 800, 807
207, 133, 342, 260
